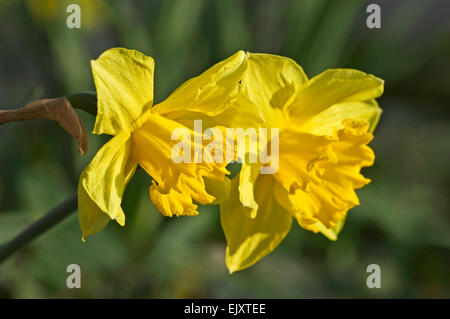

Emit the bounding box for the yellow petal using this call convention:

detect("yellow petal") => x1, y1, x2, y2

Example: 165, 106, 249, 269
153, 50, 247, 118
239, 53, 308, 128
78, 131, 137, 239
273, 120, 374, 237
91, 48, 155, 135
131, 112, 229, 217
78, 183, 110, 241
227, 126, 265, 219
205, 176, 231, 205
238, 162, 260, 218
299, 99, 382, 136
221, 175, 293, 273
317, 216, 347, 241
287, 69, 384, 125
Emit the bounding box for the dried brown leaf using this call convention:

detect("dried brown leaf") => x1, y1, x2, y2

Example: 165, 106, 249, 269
0, 97, 88, 155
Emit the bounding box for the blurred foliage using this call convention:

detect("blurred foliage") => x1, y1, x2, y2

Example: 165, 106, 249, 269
0, 0, 449, 298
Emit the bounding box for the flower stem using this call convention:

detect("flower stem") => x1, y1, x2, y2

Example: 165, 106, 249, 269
0, 193, 78, 264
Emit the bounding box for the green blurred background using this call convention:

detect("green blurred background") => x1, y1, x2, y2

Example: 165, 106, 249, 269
0, 0, 449, 298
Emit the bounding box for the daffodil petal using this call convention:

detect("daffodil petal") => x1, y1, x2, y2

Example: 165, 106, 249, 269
205, 176, 231, 205
299, 99, 382, 136
153, 50, 247, 118
238, 162, 260, 218
287, 69, 384, 124
240, 53, 308, 127
78, 183, 111, 241
221, 175, 292, 273
78, 131, 137, 239
91, 47, 155, 135
317, 216, 346, 241
230, 128, 263, 218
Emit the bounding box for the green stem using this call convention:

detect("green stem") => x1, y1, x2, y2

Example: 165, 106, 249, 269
0, 194, 78, 264
65, 91, 98, 115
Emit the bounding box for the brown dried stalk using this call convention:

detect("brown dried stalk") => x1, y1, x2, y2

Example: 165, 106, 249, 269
0, 97, 88, 155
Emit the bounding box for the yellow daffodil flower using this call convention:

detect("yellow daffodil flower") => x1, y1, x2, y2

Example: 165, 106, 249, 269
217, 53, 384, 273
78, 48, 248, 240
